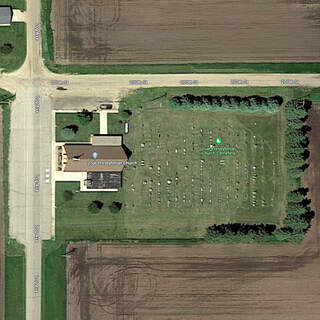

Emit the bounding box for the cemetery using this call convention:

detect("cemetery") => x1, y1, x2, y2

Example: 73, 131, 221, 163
120, 94, 286, 239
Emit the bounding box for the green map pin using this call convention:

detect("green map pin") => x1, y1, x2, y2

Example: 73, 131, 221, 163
216, 137, 222, 145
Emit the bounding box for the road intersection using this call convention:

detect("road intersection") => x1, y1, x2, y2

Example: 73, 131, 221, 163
0, 1, 319, 320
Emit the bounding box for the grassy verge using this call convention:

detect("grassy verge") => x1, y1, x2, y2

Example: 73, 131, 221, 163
42, 241, 67, 320
0, 0, 26, 11
0, 89, 25, 320
45, 61, 320, 75
0, 23, 26, 73
55, 112, 100, 142
5, 256, 25, 320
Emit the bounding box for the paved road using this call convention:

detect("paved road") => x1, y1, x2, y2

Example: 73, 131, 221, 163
0, 1, 319, 320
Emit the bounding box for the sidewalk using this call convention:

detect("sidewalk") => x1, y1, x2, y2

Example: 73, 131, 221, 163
99, 111, 108, 134
12, 10, 26, 23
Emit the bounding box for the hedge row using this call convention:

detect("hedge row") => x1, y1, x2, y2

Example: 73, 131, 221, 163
169, 94, 283, 113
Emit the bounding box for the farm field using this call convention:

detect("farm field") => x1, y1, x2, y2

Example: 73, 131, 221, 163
51, 0, 320, 65
55, 87, 288, 241
66, 241, 320, 320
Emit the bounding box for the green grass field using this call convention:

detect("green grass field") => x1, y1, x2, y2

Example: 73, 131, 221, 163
55, 87, 294, 240
55, 113, 100, 142
0, 23, 26, 73
5, 256, 25, 320
41, 241, 66, 320
122, 105, 285, 238
55, 182, 126, 240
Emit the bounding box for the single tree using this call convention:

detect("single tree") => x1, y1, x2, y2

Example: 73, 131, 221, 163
88, 200, 104, 214
77, 109, 93, 126
62, 125, 78, 139
109, 201, 122, 213
63, 190, 74, 201
0, 43, 13, 55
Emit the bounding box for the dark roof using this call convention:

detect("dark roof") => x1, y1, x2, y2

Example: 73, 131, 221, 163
0, 6, 13, 25
64, 144, 128, 172
87, 172, 122, 189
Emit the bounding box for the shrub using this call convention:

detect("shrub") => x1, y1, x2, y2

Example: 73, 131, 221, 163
88, 200, 104, 214
62, 125, 78, 139
109, 201, 122, 213
120, 110, 131, 121
77, 109, 93, 126
63, 190, 74, 201
0, 43, 13, 55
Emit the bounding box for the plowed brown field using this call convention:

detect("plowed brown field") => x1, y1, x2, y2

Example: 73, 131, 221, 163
51, 0, 320, 64
67, 240, 320, 320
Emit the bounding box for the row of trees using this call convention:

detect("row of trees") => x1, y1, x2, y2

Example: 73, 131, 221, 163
206, 223, 277, 243
284, 99, 310, 185
169, 94, 283, 113
279, 99, 314, 242
206, 99, 314, 244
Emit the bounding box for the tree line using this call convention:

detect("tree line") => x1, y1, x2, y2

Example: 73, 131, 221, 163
169, 94, 283, 113
206, 99, 314, 244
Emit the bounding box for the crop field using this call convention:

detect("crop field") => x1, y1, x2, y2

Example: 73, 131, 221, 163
67, 242, 320, 320
51, 0, 320, 64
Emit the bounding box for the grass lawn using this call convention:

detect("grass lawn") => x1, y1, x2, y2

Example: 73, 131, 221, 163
55, 87, 303, 241
0, 23, 26, 73
0, 0, 26, 10
41, 241, 66, 320
123, 105, 285, 238
108, 86, 310, 134
55, 113, 100, 142
44, 61, 320, 75
5, 256, 25, 320
55, 182, 126, 240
